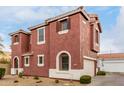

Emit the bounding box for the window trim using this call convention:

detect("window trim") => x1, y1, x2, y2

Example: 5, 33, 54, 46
58, 29, 69, 34
58, 17, 69, 22
37, 54, 44, 67
24, 56, 30, 67
13, 42, 19, 45
37, 27, 45, 45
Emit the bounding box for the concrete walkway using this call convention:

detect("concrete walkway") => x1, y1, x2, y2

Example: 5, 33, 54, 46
89, 73, 124, 86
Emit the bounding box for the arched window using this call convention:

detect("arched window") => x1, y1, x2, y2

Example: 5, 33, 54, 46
59, 53, 69, 71
14, 57, 19, 68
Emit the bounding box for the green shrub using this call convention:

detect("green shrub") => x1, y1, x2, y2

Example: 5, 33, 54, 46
33, 76, 39, 80
0, 68, 6, 79
18, 72, 23, 78
97, 71, 106, 76
80, 75, 91, 84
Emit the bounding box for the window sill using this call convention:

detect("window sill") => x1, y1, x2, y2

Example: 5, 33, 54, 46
58, 30, 69, 35
24, 64, 29, 67
37, 64, 44, 67
37, 41, 45, 45
96, 43, 99, 46
13, 42, 19, 45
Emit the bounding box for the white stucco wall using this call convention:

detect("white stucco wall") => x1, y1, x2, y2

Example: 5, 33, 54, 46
49, 59, 95, 80
11, 68, 23, 75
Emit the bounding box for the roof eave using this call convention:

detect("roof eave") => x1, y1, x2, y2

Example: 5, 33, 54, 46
9, 30, 31, 36
28, 7, 90, 30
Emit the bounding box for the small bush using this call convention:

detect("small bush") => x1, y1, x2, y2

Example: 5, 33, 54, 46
0, 68, 6, 79
18, 72, 23, 78
97, 71, 106, 76
55, 79, 59, 83
80, 75, 91, 84
33, 76, 39, 80
14, 80, 19, 83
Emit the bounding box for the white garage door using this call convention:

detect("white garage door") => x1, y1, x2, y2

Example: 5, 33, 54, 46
102, 62, 124, 72
84, 59, 95, 76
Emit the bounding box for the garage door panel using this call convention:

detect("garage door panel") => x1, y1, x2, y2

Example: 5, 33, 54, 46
103, 62, 124, 72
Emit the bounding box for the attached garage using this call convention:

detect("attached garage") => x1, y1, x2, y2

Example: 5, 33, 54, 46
98, 53, 124, 72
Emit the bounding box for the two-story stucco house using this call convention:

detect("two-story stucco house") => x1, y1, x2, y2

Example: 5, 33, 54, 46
9, 7, 102, 80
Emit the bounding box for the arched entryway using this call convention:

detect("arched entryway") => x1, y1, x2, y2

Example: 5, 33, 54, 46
56, 51, 71, 71
13, 57, 19, 75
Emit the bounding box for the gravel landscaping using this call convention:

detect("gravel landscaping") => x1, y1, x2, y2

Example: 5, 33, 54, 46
1, 73, 124, 86
0, 75, 85, 86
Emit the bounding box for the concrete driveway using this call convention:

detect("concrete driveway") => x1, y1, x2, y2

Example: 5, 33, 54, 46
89, 73, 124, 86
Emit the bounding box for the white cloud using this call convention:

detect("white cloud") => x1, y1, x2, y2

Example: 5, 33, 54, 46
100, 7, 124, 53
0, 6, 77, 24
0, 6, 78, 52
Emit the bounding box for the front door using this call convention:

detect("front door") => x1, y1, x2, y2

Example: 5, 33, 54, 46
14, 57, 19, 75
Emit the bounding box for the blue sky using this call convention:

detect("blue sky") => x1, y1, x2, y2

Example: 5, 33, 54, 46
0, 6, 123, 53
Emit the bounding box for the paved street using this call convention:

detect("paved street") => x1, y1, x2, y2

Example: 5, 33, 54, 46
89, 73, 124, 86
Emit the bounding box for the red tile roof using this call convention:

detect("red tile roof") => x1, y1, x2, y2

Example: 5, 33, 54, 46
98, 53, 124, 59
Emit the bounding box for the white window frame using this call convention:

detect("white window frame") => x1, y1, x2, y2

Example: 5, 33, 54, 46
13, 42, 19, 45
24, 56, 30, 67
37, 54, 44, 67
37, 27, 45, 45
58, 29, 69, 35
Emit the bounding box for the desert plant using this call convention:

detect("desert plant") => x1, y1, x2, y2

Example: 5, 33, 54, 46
36, 80, 42, 83
80, 75, 91, 84
33, 76, 39, 80
55, 79, 59, 83
97, 71, 106, 76
14, 80, 19, 83
18, 72, 23, 78
0, 68, 5, 79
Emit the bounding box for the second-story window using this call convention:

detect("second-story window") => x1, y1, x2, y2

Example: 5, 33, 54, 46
37, 27, 45, 44
57, 17, 70, 34
13, 35, 19, 45
60, 19, 68, 31
95, 29, 99, 44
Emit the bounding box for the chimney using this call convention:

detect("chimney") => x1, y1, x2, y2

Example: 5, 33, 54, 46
78, 6, 84, 10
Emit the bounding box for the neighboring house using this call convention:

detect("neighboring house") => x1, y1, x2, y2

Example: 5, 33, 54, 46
98, 53, 124, 72
9, 7, 102, 80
